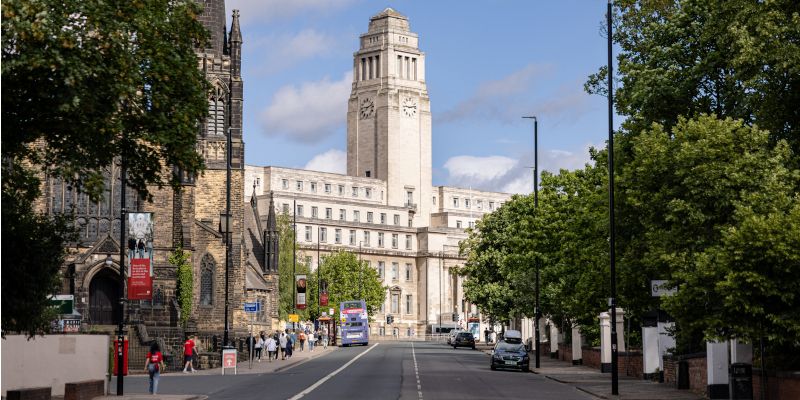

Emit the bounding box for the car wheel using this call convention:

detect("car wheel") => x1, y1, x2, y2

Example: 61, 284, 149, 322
453, 345, 457, 349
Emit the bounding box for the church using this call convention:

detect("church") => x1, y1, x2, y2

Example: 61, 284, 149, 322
245, 8, 512, 337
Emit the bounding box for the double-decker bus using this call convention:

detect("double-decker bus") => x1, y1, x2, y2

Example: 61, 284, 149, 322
339, 300, 369, 346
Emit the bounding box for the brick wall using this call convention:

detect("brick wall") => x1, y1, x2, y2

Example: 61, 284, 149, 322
752, 369, 800, 400
583, 347, 601, 369
64, 380, 104, 400
663, 353, 707, 398
6, 387, 51, 400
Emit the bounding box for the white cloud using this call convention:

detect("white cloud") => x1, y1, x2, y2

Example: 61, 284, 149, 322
249, 30, 339, 74
260, 71, 352, 142
228, 0, 358, 25
304, 149, 346, 174
442, 144, 599, 194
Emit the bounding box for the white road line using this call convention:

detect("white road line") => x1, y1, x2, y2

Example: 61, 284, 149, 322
412, 342, 423, 400
287, 343, 380, 400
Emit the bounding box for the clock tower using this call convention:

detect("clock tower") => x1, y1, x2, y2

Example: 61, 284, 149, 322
346, 8, 432, 226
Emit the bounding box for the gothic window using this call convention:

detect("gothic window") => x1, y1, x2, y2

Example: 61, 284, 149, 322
153, 286, 164, 307
207, 86, 226, 136
200, 254, 215, 306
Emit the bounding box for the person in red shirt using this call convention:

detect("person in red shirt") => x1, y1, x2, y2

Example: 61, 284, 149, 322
182, 335, 196, 373
144, 342, 164, 395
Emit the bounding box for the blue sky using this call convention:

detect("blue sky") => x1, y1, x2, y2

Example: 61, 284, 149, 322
228, 0, 617, 194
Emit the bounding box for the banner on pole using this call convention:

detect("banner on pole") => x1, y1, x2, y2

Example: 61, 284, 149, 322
128, 259, 152, 300
319, 279, 329, 306
127, 213, 154, 274
296, 274, 307, 309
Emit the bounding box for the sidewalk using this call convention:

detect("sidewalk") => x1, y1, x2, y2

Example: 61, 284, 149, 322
479, 346, 702, 399
101, 345, 337, 400
169, 343, 337, 376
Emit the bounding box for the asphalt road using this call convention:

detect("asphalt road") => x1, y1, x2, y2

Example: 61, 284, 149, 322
121, 341, 593, 399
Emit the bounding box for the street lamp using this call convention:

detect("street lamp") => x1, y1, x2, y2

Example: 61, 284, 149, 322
522, 115, 540, 369
116, 147, 128, 396
607, 1, 619, 395
358, 242, 362, 300
293, 199, 297, 331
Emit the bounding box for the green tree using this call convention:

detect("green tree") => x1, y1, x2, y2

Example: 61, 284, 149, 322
307, 251, 386, 321
2, 0, 209, 336
625, 115, 800, 349
587, 0, 800, 154
276, 213, 310, 322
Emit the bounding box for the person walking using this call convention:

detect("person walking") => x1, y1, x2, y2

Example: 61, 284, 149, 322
145, 342, 165, 395
298, 330, 306, 352
255, 334, 264, 362
266, 334, 277, 362
285, 331, 294, 359
308, 331, 316, 351
182, 335, 196, 373
279, 331, 288, 360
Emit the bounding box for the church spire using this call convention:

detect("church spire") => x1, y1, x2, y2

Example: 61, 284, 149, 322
264, 191, 279, 273
229, 9, 242, 78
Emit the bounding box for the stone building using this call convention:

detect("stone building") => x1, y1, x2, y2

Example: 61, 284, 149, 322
245, 9, 512, 336
43, 0, 277, 350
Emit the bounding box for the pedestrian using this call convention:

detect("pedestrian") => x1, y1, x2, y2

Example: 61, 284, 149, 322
290, 330, 297, 351
285, 332, 294, 359
266, 334, 277, 362
255, 334, 264, 362
145, 342, 164, 395
308, 331, 316, 351
298, 330, 306, 352
182, 335, 196, 373
279, 331, 287, 360
322, 328, 328, 349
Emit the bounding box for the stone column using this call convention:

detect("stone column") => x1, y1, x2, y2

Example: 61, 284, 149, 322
571, 326, 583, 365
549, 325, 560, 358
600, 308, 625, 373
707, 340, 730, 399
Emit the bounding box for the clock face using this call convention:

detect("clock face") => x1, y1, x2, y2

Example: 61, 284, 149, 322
359, 98, 375, 119
402, 97, 417, 117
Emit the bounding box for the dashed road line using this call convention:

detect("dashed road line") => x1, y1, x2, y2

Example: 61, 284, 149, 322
287, 343, 379, 400
412, 342, 423, 400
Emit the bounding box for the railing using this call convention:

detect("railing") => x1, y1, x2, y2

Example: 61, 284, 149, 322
404, 202, 418, 211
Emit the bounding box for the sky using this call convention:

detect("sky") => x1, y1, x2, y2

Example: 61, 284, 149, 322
227, 0, 618, 194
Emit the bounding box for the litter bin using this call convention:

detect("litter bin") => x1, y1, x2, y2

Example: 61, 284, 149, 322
677, 360, 690, 390
729, 363, 753, 400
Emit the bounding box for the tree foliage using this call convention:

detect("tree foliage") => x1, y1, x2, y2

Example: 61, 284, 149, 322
306, 250, 386, 321
276, 213, 310, 322
2, 0, 210, 337
170, 246, 193, 327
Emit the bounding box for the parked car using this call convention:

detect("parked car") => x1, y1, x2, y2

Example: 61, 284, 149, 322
490, 340, 530, 371
447, 329, 463, 345
452, 332, 476, 350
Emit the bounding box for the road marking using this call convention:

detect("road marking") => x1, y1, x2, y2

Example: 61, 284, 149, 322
287, 343, 379, 400
412, 342, 423, 400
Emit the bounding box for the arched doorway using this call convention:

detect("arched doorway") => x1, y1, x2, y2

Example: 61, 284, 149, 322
89, 269, 120, 325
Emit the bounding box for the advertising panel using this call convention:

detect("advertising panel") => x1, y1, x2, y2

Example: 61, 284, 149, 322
127, 212, 154, 271
128, 258, 153, 300
296, 274, 307, 309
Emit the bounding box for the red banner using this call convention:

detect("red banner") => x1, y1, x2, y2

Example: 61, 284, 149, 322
320, 293, 329, 306
128, 259, 152, 300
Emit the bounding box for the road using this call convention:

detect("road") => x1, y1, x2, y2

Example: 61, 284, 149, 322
122, 341, 593, 399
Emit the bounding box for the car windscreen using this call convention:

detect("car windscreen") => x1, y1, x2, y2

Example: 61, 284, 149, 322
496, 342, 525, 352
457, 333, 472, 338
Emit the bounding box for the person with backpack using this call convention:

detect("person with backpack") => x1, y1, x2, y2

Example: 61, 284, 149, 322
285, 330, 294, 359
145, 342, 165, 395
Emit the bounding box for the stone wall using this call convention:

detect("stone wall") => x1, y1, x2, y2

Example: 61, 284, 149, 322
663, 353, 707, 398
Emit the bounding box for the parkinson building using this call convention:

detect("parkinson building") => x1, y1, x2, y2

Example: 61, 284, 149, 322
246, 9, 511, 336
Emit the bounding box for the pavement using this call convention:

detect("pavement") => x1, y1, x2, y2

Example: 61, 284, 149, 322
477, 344, 702, 399
107, 343, 336, 398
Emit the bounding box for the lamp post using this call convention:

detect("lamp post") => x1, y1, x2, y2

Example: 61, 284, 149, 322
522, 115, 540, 369
116, 148, 127, 396
317, 226, 321, 322
222, 125, 232, 348
358, 242, 362, 300
293, 199, 297, 331
607, 1, 619, 395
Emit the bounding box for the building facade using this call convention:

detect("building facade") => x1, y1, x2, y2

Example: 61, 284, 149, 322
245, 9, 512, 336
45, 0, 278, 344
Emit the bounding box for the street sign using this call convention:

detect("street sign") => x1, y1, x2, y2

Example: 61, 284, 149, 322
329, 308, 335, 316
49, 294, 74, 314
222, 348, 237, 375
288, 314, 300, 323
651, 280, 677, 297
244, 302, 260, 313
